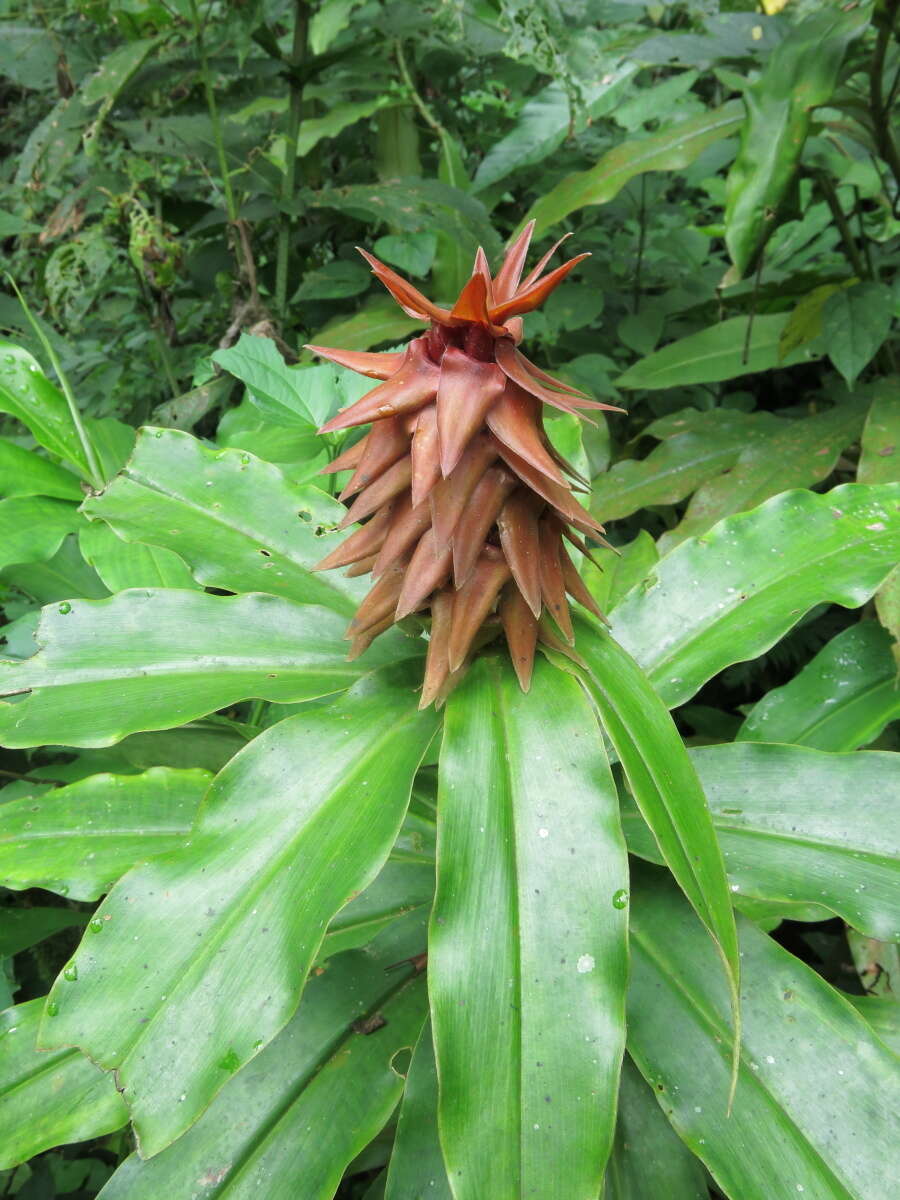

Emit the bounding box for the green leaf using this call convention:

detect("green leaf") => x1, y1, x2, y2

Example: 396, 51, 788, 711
610, 484, 900, 708
823, 282, 896, 389
431, 656, 628, 1198
0, 999, 127, 1170
40, 665, 438, 1157
627, 865, 900, 1200
0, 341, 94, 480
432, 133, 471, 303
309, 0, 366, 54
82, 429, 368, 616
571, 619, 740, 1075
657, 403, 865, 550
603, 1057, 708, 1199
213, 334, 337, 430
859, 387, 900, 484
526, 102, 742, 234
0, 768, 212, 901
297, 96, 391, 158
623, 743, 900, 941
472, 84, 571, 194
724, 8, 866, 276
3, 535, 107, 604
0, 440, 82, 501
738, 622, 900, 751
84, 917, 429, 1197
372, 233, 437, 279
319, 859, 435, 961
79, 521, 200, 592
294, 259, 372, 301
0, 590, 403, 748
848, 996, 900, 1056
581, 531, 659, 616
0, 908, 89, 958
0, 496, 82, 572
306, 298, 424, 352
615, 314, 819, 391
385, 1019, 453, 1200
589, 409, 778, 522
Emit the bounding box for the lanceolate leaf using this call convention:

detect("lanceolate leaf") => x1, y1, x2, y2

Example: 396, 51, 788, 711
724, 8, 866, 277
658, 403, 864, 550
0, 768, 212, 900
615, 314, 818, 391
385, 1020, 453, 1200
318, 860, 435, 961
622, 743, 900, 941
430, 656, 629, 1199
0, 999, 127, 1170
627, 866, 900, 1200
40, 665, 438, 1157
0, 590, 409, 748
0, 439, 82, 500
98, 915, 430, 1198
0, 907, 88, 958
526, 102, 742, 234
611, 484, 900, 709
603, 1057, 708, 1200
79, 521, 200, 592
738, 622, 900, 751
570, 618, 740, 1078
0, 340, 95, 479
83, 429, 368, 616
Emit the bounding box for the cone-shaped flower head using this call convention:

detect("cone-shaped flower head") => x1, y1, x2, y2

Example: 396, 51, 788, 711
309, 222, 622, 706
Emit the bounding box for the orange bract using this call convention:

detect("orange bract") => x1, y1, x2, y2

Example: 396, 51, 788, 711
309, 221, 622, 707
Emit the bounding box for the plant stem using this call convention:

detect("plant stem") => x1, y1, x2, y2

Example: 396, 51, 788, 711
395, 38, 453, 153
870, 0, 900, 194
275, 0, 309, 320
5, 273, 104, 490
189, 0, 237, 222
817, 173, 868, 279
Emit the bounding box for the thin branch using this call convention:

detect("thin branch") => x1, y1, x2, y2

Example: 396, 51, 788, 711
817, 173, 868, 279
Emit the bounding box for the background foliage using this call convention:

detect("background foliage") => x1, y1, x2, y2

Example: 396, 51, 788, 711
1, 0, 898, 1196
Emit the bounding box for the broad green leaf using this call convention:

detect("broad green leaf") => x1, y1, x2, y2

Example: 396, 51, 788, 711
3, 535, 107, 604
859, 388, 900, 485
152, 375, 232, 432
0, 341, 95, 481
309, 0, 366, 54
724, 9, 865, 276
37, 719, 252, 780
83, 429, 368, 616
526, 102, 742, 234
213, 334, 336, 430
294, 259, 371, 301
603, 1057, 707, 1200
0, 907, 89, 958
472, 84, 571, 194
0, 768, 212, 901
80, 37, 160, 155
738, 622, 900, 751
373, 232, 437, 279
590, 410, 778, 522
306, 299, 424, 353
627, 866, 900, 1200
848, 997, 900, 1056
571, 619, 740, 1066
99, 915, 428, 1199
0, 496, 83, 572
318, 859, 435, 961
432, 132, 471, 302
582, 531, 659, 615
431, 657, 628, 1199
658, 403, 864, 550
385, 1020, 452, 1200
823, 282, 896, 390
778, 282, 850, 361
623, 743, 900, 941
0, 440, 82, 501
79, 521, 199, 592
615, 314, 818, 390
40, 666, 438, 1156
297, 97, 391, 157
0, 999, 127, 1170
0, 590, 403, 748
611, 484, 900, 708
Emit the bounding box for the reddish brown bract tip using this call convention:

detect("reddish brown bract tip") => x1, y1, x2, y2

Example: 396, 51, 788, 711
311, 231, 621, 704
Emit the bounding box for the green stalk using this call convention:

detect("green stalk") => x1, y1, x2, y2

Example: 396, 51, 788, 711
5, 273, 104, 490
275, 0, 309, 319
189, 0, 237, 223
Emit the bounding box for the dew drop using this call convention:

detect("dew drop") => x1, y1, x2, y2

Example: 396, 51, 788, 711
155, 430, 163, 438
89, 916, 104, 933
46, 1000, 59, 1017
612, 889, 628, 910
240, 453, 251, 464
58, 602, 72, 614
63, 962, 78, 982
